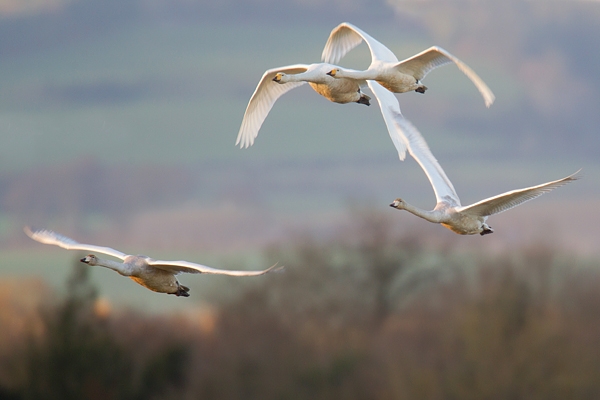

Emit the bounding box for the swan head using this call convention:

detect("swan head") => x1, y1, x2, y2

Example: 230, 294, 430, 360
389, 198, 406, 210
272, 72, 286, 83
326, 68, 341, 78
80, 254, 98, 265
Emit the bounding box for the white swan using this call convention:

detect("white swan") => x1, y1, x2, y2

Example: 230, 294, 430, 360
322, 22, 495, 108
235, 63, 371, 148
384, 116, 579, 235
356, 80, 578, 235
390, 171, 578, 235
24, 227, 283, 297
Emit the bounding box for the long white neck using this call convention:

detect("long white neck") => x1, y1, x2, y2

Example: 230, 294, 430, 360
338, 68, 379, 81
94, 257, 132, 276
401, 202, 445, 223
282, 70, 322, 84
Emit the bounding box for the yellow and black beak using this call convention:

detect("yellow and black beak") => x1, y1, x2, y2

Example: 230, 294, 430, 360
326, 69, 336, 77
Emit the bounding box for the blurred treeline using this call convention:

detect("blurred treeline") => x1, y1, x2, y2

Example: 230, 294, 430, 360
1, 212, 599, 399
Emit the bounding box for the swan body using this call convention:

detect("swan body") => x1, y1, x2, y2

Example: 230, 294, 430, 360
389, 171, 579, 236
322, 22, 495, 107
25, 227, 282, 297
236, 63, 371, 149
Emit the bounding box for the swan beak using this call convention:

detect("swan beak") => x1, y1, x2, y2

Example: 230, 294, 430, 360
326, 70, 335, 77
80, 257, 88, 263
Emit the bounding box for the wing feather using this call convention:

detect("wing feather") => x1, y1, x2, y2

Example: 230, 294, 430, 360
367, 81, 460, 206
147, 259, 284, 276
24, 227, 128, 260
322, 22, 399, 65
458, 171, 580, 217
396, 46, 495, 107
236, 65, 309, 148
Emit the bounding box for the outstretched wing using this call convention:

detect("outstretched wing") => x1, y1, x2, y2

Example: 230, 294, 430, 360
458, 171, 580, 217
368, 81, 461, 206
396, 46, 495, 107
24, 227, 128, 260
322, 22, 399, 65
235, 64, 309, 148
148, 259, 284, 276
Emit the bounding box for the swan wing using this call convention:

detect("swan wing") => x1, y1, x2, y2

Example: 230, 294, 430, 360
322, 22, 399, 65
396, 46, 495, 107
367, 81, 460, 206
367, 80, 407, 160
458, 171, 580, 217
24, 227, 128, 260
147, 259, 284, 276
236, 65, 309, 148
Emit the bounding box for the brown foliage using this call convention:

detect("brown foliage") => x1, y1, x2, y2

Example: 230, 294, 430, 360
1, 224, 600, 399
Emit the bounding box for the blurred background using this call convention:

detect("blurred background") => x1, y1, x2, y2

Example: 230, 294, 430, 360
1, 0, 600, 398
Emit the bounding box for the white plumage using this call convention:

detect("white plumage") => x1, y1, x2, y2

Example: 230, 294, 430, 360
25, 227, 282, 296
235, 63, 371, 148
323, 22, 495, 107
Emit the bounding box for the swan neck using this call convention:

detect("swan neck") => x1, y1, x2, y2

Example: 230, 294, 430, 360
94, 257, 131, 276
341, 69, 377, 80
284, 70, 318, 83
402, 202, 443, 223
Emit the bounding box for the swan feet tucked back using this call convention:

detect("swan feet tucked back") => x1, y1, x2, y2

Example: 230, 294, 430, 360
356, 92, 371, 105
480, 225, 494, 236
175, 284, 190, 297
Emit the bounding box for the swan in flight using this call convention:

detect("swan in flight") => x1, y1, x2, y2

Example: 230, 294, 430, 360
236, 63, 371, 148
383, 114, 579, 235
359, 79, 577, 235
390, 170, 578, 235
24, 227, 282, 297
322, 22, 495, 108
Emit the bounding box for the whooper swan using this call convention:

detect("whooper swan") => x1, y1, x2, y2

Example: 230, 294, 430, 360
25, 227, 282, 297
322, 22, 495, 107
390, 170, 578, 235
383, 111, 579, 235
235, 63, 371, 149
363, 55, 577, 235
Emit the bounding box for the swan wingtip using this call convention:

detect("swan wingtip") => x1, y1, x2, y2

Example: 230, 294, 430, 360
23, 226, 34, 237
268, 262, 285, 273
570, 168, 583, 180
